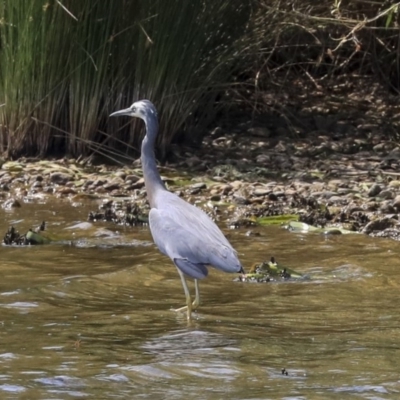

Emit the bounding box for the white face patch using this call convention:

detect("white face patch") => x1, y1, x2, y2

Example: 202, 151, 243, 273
129, 100, 157, 119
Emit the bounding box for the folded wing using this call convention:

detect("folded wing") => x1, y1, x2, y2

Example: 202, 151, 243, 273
149, 200, 242, 279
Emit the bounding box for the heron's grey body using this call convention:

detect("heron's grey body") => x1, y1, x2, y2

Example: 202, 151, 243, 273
110, 100, 243, 320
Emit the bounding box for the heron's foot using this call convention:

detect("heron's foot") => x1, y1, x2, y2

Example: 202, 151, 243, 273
172, 295, 193, 320
174, 298, 200, 313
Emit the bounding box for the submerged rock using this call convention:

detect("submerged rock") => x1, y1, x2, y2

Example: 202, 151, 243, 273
237, 257, 306, 283
3, 226, 50, 245
88, 200, 149, 226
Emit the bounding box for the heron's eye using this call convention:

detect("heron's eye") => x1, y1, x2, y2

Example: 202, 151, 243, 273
131, 106, 137, 113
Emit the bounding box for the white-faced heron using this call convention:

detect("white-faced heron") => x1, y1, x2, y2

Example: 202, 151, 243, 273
110, 100, 244, 320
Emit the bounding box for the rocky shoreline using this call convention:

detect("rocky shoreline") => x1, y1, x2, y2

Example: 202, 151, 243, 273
2, 126, 400, 241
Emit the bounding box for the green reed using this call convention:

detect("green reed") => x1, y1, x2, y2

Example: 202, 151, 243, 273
0, 1, 252, 158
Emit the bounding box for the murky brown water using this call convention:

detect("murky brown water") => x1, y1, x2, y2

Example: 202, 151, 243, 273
1, 200, 400, 399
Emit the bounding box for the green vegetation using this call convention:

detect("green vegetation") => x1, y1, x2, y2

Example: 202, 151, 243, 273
0, 1, 251, 158
0, 1, 399, 159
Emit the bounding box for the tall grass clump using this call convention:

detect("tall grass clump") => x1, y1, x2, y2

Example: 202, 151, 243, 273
117, 1, 253, 156
0, 1, 253, 159
0, 1, 65, 156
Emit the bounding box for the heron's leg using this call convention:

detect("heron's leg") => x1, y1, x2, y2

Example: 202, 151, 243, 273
175, 279, 201, 311
174, 267, 192, 320
192, 279, 200, 310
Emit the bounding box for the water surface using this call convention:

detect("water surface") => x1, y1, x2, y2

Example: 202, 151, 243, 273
1, 200, 400, 399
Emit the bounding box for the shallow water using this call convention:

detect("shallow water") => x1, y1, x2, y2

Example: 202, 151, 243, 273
1, 200, 400, 399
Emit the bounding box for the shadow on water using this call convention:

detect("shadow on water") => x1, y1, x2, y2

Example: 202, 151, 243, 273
1, 201, 400, 398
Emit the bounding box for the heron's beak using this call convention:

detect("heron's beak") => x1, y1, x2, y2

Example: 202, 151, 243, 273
109, 108, 132, 118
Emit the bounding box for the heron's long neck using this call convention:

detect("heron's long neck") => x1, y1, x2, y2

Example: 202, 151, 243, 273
141, 119, 166, 208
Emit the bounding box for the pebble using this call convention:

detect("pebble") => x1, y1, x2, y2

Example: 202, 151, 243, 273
125, 174, 141, 183
368, 183, 381, 197
210, 194, 221, 201
232, 193, 249, 205
50, 172, 72, 185
103, 182, 121, 191
393, 195, 400, 209
379, 201, 395, 213
253, 188, 270, 196
190, 182, 207, 190
379, 189, 394, 200
129, 178, 145, 189
268, 193, 279, 201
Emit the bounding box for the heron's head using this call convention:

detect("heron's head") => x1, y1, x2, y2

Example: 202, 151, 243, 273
109, 100, 158, 121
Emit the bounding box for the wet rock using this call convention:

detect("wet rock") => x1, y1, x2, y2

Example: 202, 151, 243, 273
337, 188, 353, 195
273, 190, 285, 198
323, 229, 342, 235
253, 187, 270, 196
50, 172, 72, 185
366, 201, 378, 211
191, 182, 207, 190
2, 198, 21, 209
56, 187, 77, 196
31, 181, 43, 188
88, 200, 149, 226
362, 217, 398, 234
393, 195, 400, 210
114, 171, 127, 180
327, 179, 342, 188
220, 184, 232, 195
373, 228, 400, 240
95, 186, 107, 194
125, 174, 141, 183
0, 173, 12, 185
388, 180, 400, 188
2, 162, 23, 172
232, 193, 249, 205
368, 183, 381, 197
327, 195, 346, 204
129, 178, 145, 189
245, 230, 260, 237
210, 194, 221, 201
33, 175, 44, 182
315, 191, 338, 199
13, 177, 26, 185
230, 181, 243, 190
268, 193, 279, 201
373, 142, 392, 153
379, 189, 394, 200
103, 181, 122, 191
379, 201, 395, 214
91, 179, 107, 187
385, 147, 400, 160
346, 204, 364, 213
